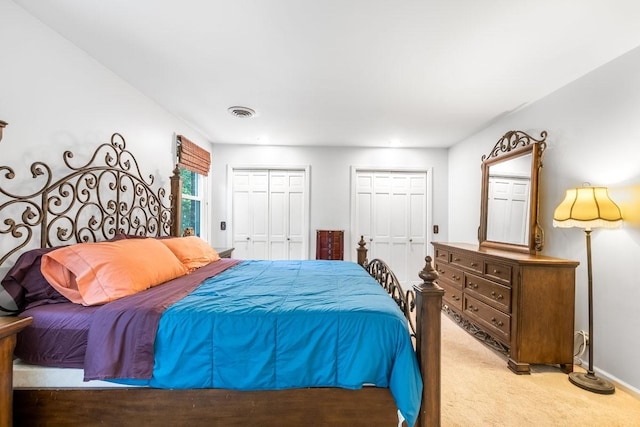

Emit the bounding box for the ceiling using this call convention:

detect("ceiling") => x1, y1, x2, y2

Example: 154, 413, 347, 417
14, 0, 640, 148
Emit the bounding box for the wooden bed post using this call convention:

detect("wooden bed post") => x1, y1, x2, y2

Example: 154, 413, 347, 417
169, 165, 182, 237
414, 256, 443, 427
357, 235, 368, 266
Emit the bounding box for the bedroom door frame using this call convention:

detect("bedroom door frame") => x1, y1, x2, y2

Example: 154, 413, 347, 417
349, 166, 433, 287
227, 164, 311, 260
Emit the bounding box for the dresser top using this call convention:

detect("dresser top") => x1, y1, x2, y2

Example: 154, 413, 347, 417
433, 242, 580, 267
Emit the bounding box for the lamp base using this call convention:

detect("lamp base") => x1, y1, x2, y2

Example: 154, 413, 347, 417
569, 372, 615, 394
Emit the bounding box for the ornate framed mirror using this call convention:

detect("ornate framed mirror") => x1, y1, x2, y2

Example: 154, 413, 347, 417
478, 130, 547, 254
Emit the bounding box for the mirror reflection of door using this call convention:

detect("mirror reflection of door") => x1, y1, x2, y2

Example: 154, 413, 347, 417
485, 152, 532, 245
487, 175, 531, 244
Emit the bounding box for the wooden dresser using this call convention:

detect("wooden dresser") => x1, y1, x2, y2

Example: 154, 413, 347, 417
432, 242, 578, 374
316, 230, 344, 260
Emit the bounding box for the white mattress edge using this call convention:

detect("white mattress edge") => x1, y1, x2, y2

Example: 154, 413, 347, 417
13, 359, 133, 388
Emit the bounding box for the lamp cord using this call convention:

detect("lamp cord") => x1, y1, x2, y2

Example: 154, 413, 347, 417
574, 330, 587, 364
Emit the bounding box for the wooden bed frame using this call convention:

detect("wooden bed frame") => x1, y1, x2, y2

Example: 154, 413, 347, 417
1, 133, 443, 426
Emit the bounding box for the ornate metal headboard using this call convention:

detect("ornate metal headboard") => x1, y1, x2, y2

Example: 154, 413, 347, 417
0, 133, 174, 268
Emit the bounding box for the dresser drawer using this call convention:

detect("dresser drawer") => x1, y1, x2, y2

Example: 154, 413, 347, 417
464, 294, 511, 344
484, 261, 512, 285
465, 273, 511, 313
439, 281, 463, 311
450, 252, 482, 274
434, 262, 464, 289
434, 247, 449, 264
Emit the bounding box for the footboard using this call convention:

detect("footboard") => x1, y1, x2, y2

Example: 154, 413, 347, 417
357, 236, 443, 427
366, 258, 417, 337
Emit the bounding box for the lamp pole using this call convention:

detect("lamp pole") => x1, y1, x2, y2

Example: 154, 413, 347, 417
585, 229, 595, 377
568, 228, 615, 394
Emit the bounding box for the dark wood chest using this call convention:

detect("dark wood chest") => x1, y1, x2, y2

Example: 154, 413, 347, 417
316, 230, 344, 260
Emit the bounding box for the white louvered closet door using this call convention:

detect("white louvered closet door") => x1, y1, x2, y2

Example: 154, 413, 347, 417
232, 170, 269, 259
354, 170, 428, 287
268, 170, 306, 260
232, 168, 308, 260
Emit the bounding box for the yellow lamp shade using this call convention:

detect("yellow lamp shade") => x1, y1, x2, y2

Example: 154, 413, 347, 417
553, 186, 622, 229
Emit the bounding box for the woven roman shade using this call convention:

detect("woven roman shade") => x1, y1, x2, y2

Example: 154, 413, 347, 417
177, 135, 211, 176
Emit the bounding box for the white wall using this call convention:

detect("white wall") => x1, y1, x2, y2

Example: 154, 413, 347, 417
0, 0, 209, 272
448, 46, 640, 393
209, 144, 449, 263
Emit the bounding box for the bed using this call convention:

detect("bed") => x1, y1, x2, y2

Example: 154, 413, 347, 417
0, 133, 443, 426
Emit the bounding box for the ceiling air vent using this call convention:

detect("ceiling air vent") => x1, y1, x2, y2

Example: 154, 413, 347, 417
227, 106, 256, 118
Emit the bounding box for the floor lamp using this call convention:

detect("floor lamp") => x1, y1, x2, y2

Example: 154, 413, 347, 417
553, 185, 622, 394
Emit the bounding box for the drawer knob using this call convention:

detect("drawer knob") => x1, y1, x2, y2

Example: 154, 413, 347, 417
468, 304, 478, 312
452, 275, 460, 281
454, 257, 460, 262
493, 269, 500, 274
468, 283, 478, 289
491, 317, 504, 327
491, 291, 504, 300
471, 262, 478, 267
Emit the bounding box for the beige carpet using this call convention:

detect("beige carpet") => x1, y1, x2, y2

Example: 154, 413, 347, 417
440, 313, 640, 426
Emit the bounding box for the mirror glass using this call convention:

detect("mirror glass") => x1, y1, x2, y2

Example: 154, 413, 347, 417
486, 152, 532, 245
479, 131, 546, 254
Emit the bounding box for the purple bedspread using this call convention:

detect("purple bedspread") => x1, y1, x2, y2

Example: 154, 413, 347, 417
16, 303, 99, 368
83, 258, 240, 381
15, 259, 240, 378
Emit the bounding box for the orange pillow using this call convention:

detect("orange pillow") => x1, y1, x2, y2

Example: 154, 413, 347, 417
41, 238, 188, 306
159, 236, 220, 271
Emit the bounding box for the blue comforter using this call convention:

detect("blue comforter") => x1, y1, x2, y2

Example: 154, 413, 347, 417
124, 260, 422, 425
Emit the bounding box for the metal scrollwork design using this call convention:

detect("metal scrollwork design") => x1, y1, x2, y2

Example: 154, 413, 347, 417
0, 133, 172, 268
481, 130, 547, 162
442, 305, 510, 355
366, 258, 417, 338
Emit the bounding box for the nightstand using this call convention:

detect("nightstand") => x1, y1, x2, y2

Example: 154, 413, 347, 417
0, 316, 32, 427
215, 248, 234, 258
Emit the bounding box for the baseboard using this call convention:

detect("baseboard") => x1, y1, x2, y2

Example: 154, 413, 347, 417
575, 357, 640, 398
601, 370, 640, 398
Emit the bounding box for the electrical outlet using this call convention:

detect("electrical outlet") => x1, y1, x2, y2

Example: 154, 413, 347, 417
433, 225, 439, 234
220, 221, 226, 231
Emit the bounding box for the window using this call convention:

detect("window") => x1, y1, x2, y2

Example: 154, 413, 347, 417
180, 168, 206, 237
176, 134, 211, 238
